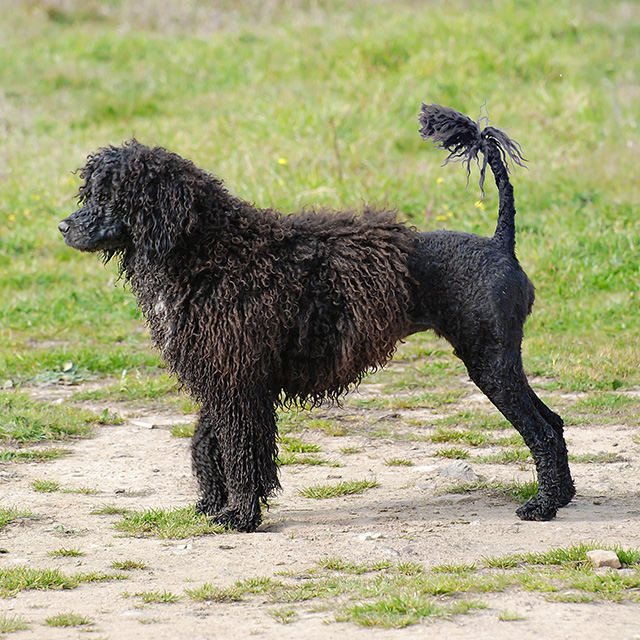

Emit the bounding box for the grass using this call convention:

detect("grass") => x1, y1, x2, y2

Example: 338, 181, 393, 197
31, 479, 60, 493
0, 507, 34, 531
180, 544, 639, 628
111, 559, 147, 571
0, 391, 113, 444
445, 478, 539, 504
0, 614, 29, 633
48, 548, 84, 558
299, 478, 378, 499
45, 613, 94, 627
113, 506, 224, 539
135, 590, 181, 604
0, 566, 124, 597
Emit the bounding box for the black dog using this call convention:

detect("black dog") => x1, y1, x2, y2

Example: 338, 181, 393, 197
59, 104, 574, 531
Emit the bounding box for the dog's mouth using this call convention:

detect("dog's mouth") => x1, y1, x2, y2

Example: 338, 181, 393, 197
58, 210, 128, 253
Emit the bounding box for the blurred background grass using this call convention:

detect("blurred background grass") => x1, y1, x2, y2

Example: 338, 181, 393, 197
0, 0, 638, 391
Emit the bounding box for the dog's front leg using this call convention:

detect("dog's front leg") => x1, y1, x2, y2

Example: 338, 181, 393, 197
196, 385, 280, 532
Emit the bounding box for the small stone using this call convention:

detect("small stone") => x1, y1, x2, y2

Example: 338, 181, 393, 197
358, 532, 383, 541
439, 461, 480, 483
586, 549, 621, 569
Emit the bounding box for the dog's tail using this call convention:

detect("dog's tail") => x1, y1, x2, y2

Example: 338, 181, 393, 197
418, 103, 526, 254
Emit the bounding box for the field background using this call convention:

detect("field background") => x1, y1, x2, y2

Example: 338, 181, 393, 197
0, 0, 639, 638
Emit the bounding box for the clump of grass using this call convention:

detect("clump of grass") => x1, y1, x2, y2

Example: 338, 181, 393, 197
0, 391, 112, 443
135, 590, 181, 604
45, 613, 93, 627
171, 423, 195, 438
270, 606, 297, 624
385, 458, 413, 466
299, 478, 378, 499
498, 609, 525, 621
445, 478, 538, 504
430, 427, 488, 447
435, 447, 469, 459
90, 503, 131, 516
277, 451, 336, 466
0, 567, 78, 597
0, 507, 34, 531
31, 479, 60, 493
48, 548, 84, 558
339, 446, 361, 454
186, 583, 243, 602
0, 448, 69, 462
111, 559, 147, 571
114, 506, 224, 539
280, 435, 321, 453
0, 614, 29, 633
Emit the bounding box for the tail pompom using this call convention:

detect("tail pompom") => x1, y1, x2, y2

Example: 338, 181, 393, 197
419, 103, 526, 195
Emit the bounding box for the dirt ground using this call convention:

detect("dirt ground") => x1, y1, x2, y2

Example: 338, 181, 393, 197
2, 371, 640, 640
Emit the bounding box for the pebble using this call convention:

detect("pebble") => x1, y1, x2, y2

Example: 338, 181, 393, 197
358, 532, 383, 541
586, 549, 622, 569
439, 461, 480, 483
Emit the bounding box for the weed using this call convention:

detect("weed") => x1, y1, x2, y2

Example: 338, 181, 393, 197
498, 609, 525, 621
0, 507, 34, 531
299, 478, 378, 499
31, 479, 60, 493
185, 583, 243, 603
45, 613, 93, 627
384, 458, 413, 466
90, 504, 131, 516
48, 548, 84, 558
114, 506, 224, 539
111, 560, 147, 571
135, 590, 181, 604
0, 614, 29, 633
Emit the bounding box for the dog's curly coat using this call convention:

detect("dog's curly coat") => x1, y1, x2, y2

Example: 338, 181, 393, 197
59, 105, 575, 531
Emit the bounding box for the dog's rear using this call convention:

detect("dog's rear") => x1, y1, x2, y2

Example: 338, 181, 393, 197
414, 104, 574, 521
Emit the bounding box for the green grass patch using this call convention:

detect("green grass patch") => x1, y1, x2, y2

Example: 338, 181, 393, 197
31, 478, 60, 493
113, 506, 224, 539
0, 447, 69, 462
185, 582, 244, 603
203, 544, 640, 627
171, 423, 195, 438
0, 391, 115, 443
385, 458, 413, 466
0, 566, 122, 597
135, 590, 181, 604
44, 613, 93, 628
435, 447, 469, 460
299, 478, 378, 499
445, 478, 539, 504
90, 503, 131, 516
0, 507, 34, 531
111, 559, 147, 571
0, 614, 29, 633
48, 548, 84, 558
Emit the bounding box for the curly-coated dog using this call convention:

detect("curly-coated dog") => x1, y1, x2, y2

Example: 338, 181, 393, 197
59, 104, 574, 532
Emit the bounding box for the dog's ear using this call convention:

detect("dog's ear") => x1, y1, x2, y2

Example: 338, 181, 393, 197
127, 144, 200, 266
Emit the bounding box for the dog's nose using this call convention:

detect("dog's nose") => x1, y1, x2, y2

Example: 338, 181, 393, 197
58, 220, 69, 234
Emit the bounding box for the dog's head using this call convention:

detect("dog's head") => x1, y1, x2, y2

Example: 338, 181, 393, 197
59, 140, 209, 266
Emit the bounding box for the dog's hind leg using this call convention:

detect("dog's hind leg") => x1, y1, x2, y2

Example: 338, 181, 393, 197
461, 347, 573, 520
202, 386, 280, 532
526, 386, 575, 507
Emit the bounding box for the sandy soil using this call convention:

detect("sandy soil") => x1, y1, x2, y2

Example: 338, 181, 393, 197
1, 373, 640, 640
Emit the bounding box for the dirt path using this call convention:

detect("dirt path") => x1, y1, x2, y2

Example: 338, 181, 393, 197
2, 376, 640, 639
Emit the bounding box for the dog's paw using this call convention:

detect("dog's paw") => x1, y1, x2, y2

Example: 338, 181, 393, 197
516, 498, 557, 521
195, 495, 227, 516
211, 506, 262, 533
555, 480, 576, 508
